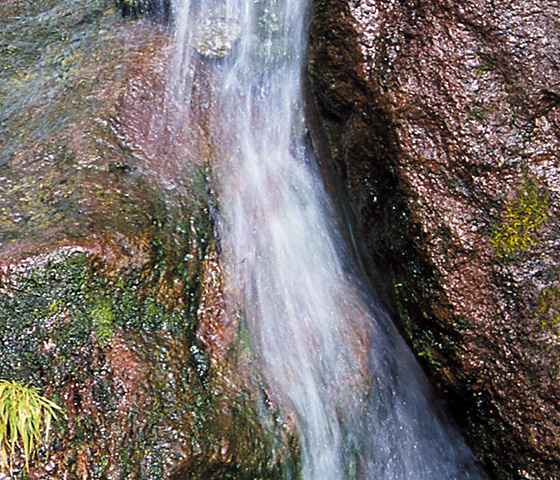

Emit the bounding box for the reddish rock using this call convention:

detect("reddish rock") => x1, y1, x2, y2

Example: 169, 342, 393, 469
0, 1, 295, 478
309, 0, 560, 478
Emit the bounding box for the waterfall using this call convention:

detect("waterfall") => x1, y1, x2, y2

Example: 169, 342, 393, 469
167, 0, 488, 477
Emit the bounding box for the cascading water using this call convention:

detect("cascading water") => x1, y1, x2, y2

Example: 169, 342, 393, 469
167, 0, 489, 477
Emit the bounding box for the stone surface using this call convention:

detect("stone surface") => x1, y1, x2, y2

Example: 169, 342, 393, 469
0, 1, 295, 478
309, 0, 560, 478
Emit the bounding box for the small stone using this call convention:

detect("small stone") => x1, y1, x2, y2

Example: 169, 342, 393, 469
190, 16, 242, 58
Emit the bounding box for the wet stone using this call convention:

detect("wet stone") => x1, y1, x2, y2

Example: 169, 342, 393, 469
309, 0, 560, 477
0, 0, 296, 478
190, 14, 242, 58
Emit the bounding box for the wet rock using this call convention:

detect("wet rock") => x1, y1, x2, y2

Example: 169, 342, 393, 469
309, 0, 560, 478
116, 0, 171, 21
0, 0, 295, 478
190, 10, 242, 59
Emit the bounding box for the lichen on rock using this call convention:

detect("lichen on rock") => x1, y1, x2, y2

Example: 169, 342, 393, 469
490, 174, 550, 259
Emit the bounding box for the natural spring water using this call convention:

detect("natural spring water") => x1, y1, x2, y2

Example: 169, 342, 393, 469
166, 0, 488, 477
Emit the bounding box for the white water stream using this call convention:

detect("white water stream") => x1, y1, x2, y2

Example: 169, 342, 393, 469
167, 0, 488, 477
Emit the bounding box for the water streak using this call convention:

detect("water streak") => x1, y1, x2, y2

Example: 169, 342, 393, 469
168, 0, 488, 477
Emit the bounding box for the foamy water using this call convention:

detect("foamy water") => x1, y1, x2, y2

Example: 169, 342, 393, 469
167, 0, 488, 477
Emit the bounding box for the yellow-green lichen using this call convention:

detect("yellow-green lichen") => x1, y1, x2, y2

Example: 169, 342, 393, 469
491, 175, 549, 258
537, 285, 560, 331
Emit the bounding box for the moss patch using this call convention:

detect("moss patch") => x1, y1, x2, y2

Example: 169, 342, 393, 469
0, 203, 295, 478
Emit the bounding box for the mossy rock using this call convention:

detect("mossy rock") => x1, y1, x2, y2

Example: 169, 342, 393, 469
0, 246, 294, 479
0, 0, 297, 477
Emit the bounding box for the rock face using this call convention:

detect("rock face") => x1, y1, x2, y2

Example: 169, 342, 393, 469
309, 0, 560, 478
0, 1, 294, 478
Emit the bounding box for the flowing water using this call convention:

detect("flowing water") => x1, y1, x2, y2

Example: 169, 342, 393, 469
167, 0, 488, 478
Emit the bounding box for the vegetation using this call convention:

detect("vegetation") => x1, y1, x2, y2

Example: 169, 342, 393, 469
89, 299, 115, 348
537, 284, 560, 331
0, 380, 63, 474
491, 175, 549, 258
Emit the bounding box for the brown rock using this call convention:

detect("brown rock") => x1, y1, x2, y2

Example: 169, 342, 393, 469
309, 0, 560, 478
0, 1, 295, 478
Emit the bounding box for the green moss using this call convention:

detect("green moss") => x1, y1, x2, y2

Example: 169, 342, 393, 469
89, 300, 115, 348
0, 175, 298, 478
459, 390, 525, 480
491, 175, 549, 259
477, 60, 498, 74
415, 331, 443, 368
466, 106, 490, 123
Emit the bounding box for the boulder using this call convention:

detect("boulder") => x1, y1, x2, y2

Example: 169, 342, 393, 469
0, 1, 295, 478
309, 0, 560, 478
